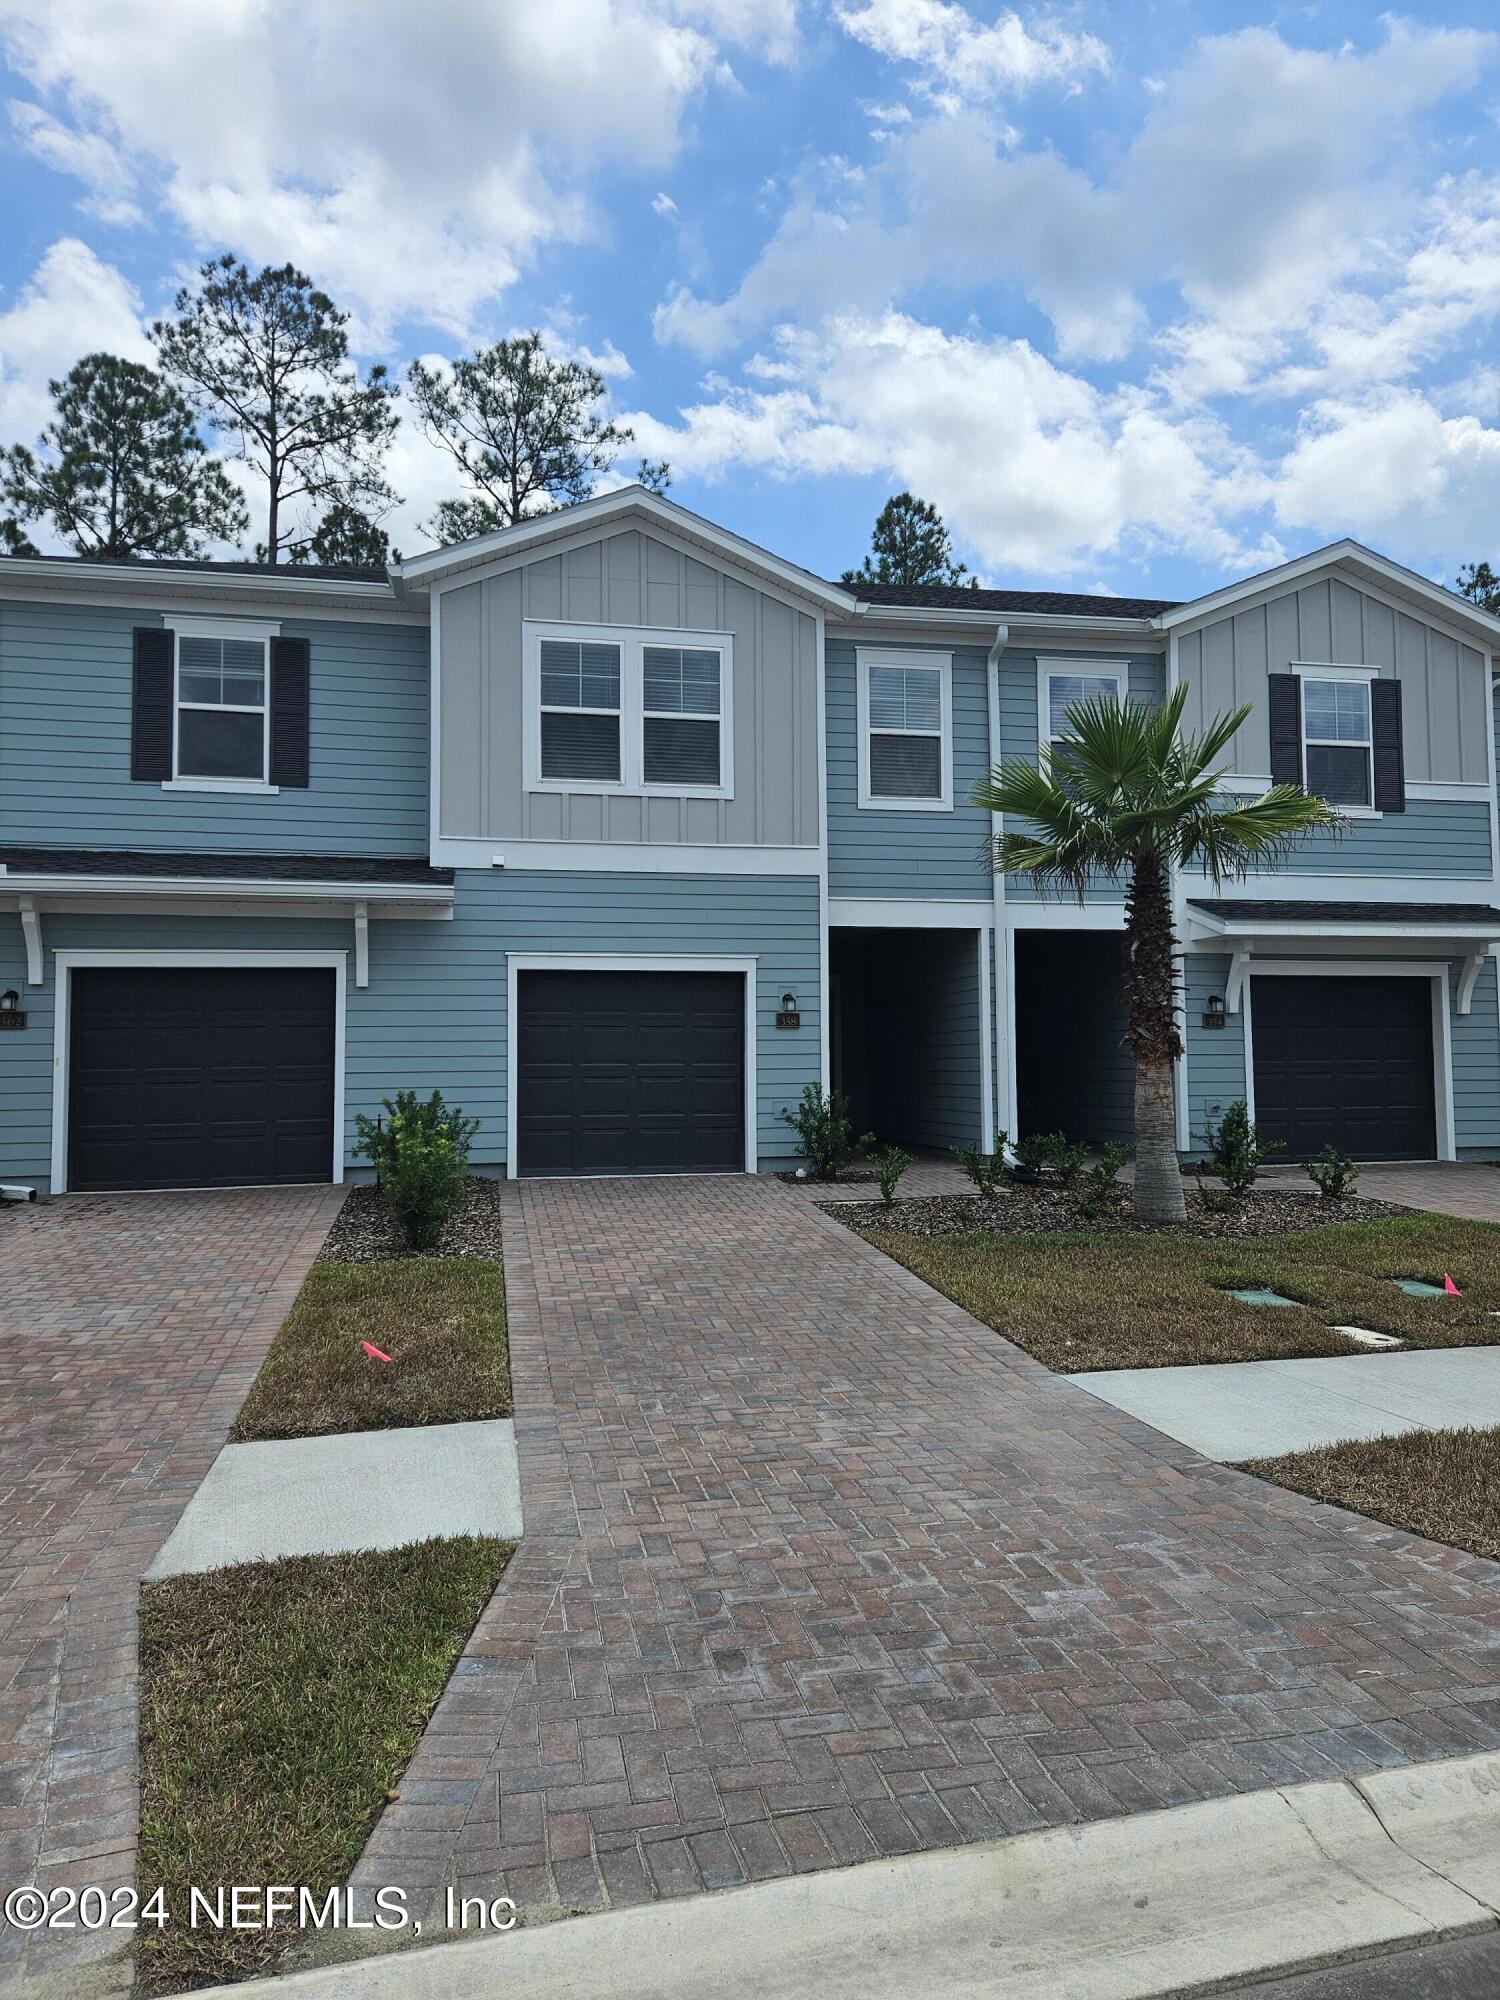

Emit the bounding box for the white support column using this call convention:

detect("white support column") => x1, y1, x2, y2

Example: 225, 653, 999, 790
18, 895, 42, 985
977, 928, 996, 1153
353, 901, 369, 989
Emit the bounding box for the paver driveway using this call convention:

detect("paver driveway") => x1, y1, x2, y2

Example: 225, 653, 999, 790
0, 1184, 342, 1992
356, 1176, 1500, 1927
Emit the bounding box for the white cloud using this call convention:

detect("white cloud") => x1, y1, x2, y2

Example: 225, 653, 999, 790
834, 1, 1109, 111
8, 101, 140, 224
1273, 390, 1500, 555
657, 20, 1494, 364
0, 238, 151, 444
628, 311, 1276, 574
652, 191, 679, 218
0, 0, 799, 340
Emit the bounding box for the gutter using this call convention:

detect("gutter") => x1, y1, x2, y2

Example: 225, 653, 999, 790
0, 873, 453, 903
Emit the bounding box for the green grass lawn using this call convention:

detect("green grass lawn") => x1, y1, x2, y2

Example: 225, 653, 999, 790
865, 1211, 1500, 1371
232, 1257, 511, 1440
1243, 1426, 1500, 1563
137, 1535, 513, 1994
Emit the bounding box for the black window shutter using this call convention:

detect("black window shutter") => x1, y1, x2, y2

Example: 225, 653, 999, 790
131, 627, 173, 781
269, 635, 311, 787
1268, 672, 1302, 786
1371, 676, 1405, 813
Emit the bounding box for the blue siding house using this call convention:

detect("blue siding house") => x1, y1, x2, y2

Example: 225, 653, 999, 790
4, 487, 1500, 1194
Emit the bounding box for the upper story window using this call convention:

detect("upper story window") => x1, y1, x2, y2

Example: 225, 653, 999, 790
1043, 663, 1125, 746
176, 632, 269, 783
1300, 672, 1373, 807
857, 648, 952, 811
524, 622, 733, 799
539, 637, 622, 783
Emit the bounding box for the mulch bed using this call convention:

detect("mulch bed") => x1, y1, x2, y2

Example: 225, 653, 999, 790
317, 1175, 507, 1264
776, 1167, 879, 1184
822, 1180, 1410, 1241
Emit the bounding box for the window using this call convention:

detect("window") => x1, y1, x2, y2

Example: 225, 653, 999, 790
857, 650, 952, 810
525, 624, 733, 797
540, 637, 622, 783
1044, 666, 1124, 745
1300, 673, 1373, 807
643, 645, 721, 787
176, 632, 268, 782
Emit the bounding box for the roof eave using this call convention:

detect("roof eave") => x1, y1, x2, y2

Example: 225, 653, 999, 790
0, 556, 403, 611
1159, 539, 1500, 648
394, 486, 860, 616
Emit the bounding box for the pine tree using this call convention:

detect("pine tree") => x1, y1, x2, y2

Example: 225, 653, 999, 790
153, 258, 397, 563
0, 352, 247, 558
409, 332, 631, 540
842, 492, 973, 588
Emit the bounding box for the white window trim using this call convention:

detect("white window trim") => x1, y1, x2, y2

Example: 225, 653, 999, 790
504, 953, 758, 1178
48, 948, 346, 1195
856, 647, 953, 812
1290, 660, 1381, 819
522, 620, 735, 801
164, 614, 282, 795
1038, 658, 1126, 751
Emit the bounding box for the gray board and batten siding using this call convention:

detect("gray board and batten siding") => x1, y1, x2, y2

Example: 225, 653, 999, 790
437, 528, 821, 849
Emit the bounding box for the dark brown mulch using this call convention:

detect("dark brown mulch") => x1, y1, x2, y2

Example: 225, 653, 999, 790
775, 1167, 879, 1185
1242, 1427, 1500, 1563
822, 1180, 1410, 1241
317, 1176, 507, 1264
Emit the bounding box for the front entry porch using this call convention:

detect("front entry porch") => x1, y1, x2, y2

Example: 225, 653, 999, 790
830, 926, 991, 1154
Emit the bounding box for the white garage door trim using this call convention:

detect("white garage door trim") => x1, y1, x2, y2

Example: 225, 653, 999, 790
1241, 957, 1454, 1162
50, 949, 348, 1194
505, 953, 759, 1180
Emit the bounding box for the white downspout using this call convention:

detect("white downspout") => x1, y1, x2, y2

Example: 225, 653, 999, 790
986, 624, 1010, 1145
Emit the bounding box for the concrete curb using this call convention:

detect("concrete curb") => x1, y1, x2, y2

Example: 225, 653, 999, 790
210, 1751, 1500, 2000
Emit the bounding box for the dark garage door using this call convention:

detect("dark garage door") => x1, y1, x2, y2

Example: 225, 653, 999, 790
1251, 974, 1435, 1162
68, 966, 336, 1191
517, 970, 744, 1176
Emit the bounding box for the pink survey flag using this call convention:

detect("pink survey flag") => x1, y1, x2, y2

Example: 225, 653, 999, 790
361, 1341, 393, 1362
1443, 1274, 1462, 1295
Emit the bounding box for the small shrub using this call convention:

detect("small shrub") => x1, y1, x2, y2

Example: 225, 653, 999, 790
1011, 1132, 1053, 1182
1039, 1132, 1088, 1189
1200, 1099, 1283, 1197
954, 1136, 1007, 1197
354, 1089, 478, 1251
873, 1143, 914, 1206
1197, 1178, 1235, 1215
779, 1083, 873, 1183
1075, 1141, 1132, 1221
1306, 1143, 1360, 1200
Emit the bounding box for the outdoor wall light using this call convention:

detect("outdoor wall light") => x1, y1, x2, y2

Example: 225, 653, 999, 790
777, 991, 801, 1029
0, 990, 25, 1030
1201, 993, 1226, 1030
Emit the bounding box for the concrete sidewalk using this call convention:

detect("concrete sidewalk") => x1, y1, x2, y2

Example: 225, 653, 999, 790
1070, 1345, 1500, 1460
146, 1418, 522, 1576
216, 1750, 1500, 2000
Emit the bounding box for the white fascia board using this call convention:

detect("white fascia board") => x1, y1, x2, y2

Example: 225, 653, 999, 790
0, 559, 410, 619
396, 486, 858, 615
832, 608, 1161, 645
1158, 539, 1500, 648
0, 873, 453, 907
436, 837, 821, 874
1186, 910, 1500, 941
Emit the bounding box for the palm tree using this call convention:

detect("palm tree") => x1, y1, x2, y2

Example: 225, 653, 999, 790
974, 687, 1342, 1222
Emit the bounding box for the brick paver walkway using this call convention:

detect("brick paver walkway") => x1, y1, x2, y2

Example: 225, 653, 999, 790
0, 1185, 343, 1992
355, 1176, 1500, 1927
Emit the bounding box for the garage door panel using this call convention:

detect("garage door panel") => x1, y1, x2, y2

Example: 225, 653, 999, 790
517, 970, 745, 1176
68, 967, 336, 1191
1251, 975, 1435, 1163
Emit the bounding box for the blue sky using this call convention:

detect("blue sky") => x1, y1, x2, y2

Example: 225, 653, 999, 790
2, 1, 1499, 598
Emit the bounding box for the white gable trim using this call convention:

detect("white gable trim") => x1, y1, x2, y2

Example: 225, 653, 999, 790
1158, 540, 1500, 650
397, 485, 857, 616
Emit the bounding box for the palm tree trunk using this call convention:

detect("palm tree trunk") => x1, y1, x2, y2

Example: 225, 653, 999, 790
1133, 1058, 1184, 1221
1124, 849, 1186, 1222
